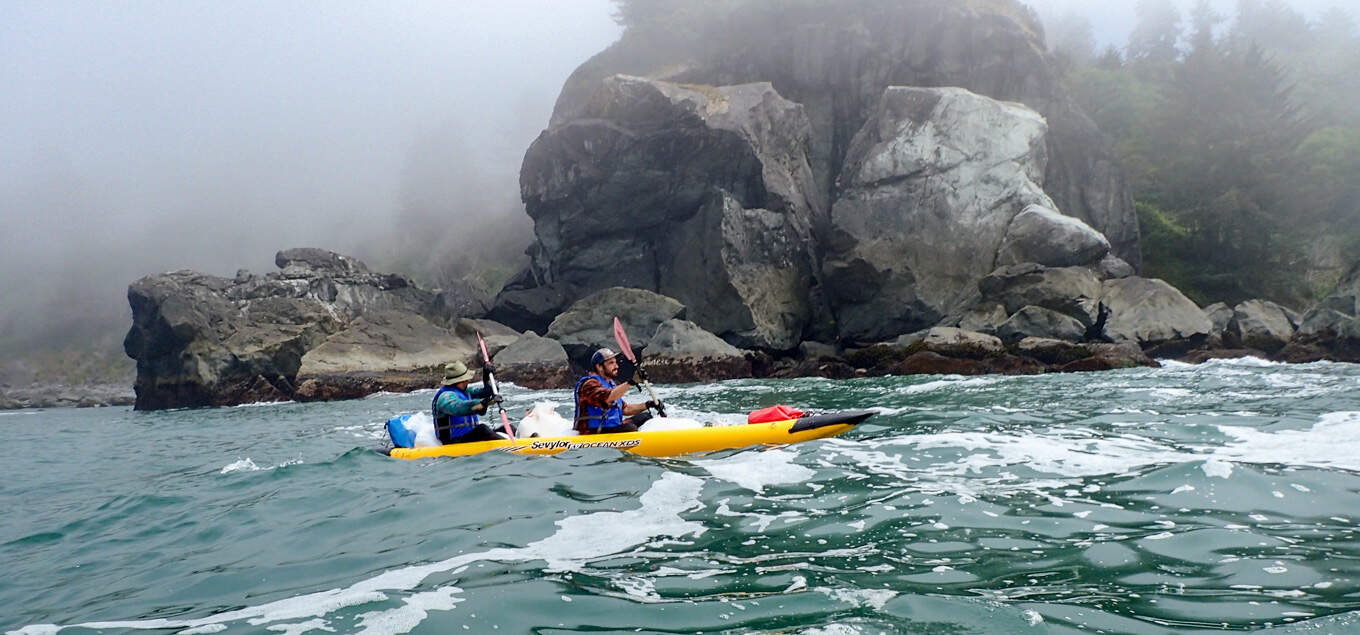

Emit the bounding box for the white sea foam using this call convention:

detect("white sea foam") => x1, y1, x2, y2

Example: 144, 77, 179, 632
13, 473, 706, 635
231, 400, 293, 408
896, 377, 1002, 395
842, 411, 1360, 491
696, 448, 814, 493
220, 457, 303, 474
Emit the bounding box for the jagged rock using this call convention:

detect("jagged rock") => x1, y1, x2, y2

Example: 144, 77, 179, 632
455, 318, 520, 358
951, 303, 1010, 336
507, 76, 823, 350
825, 87, 1070, 342
1096, 254, 1136, 280
276, 248, 370, 277
549, 1, 1138, 268
1279, 261, 1360, 362
799, 341, 839, 361
298, 311, 473, 375
896, 327, 1005, 359
996, 204, 1111, 268
486, 276, 570, 335
641, 319, 752, 382
432, 280, 494, 327
997, 306, 1087, 344
1204, 303, 1233, 337
1056, 342, 1158, 372
1100, 277, 1212, 351
978, 264, 1103, 327
1016, 337, 1091, 365
124, 249, 467, 410
545, 287, 685, 366
492, 332, 573, 390
1225, 299, 1295, 353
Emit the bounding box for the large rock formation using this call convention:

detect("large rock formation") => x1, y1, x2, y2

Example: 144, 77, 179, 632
503, 77, 824, 350
497, 0, 1137, 349
824, 87, 1110, 341
545, 0, 1138, 265
124, 249, 511, 410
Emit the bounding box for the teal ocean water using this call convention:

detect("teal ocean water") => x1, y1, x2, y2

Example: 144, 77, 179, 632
4, 358, 1360, 634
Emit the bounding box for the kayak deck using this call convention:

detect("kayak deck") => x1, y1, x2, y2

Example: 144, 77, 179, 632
388, 410, 875, 459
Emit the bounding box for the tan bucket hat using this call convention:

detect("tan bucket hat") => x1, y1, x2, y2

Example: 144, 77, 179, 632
441, 360, 476, 386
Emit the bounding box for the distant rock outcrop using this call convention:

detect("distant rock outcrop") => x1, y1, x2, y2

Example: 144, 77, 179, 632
124, 249, 515, 410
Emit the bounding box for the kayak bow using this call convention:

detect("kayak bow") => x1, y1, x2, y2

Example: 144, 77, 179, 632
387, 410, 875, 459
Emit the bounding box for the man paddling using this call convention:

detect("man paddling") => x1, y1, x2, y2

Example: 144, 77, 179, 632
573, 347, 663, 434
432, 360, 504, 444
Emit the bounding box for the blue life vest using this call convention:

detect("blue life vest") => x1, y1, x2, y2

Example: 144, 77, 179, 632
432, 386, 479, 443
573, 374, 624, 432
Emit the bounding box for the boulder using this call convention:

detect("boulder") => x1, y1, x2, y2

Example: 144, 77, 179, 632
1225, 299, 1295, 353
1096, 254, 1136, 280
997, 306, 1088, 344
1015, 337, 1091, 365
298, 311, 474, 375
996, 204, 1111, 268
951, 303, 1010, 336
507, 76, 824, 350
641, 319, 752, 382
1279, 261, 1360, 362
978, 264, 1103, 327
1204, 303, 1233, 338
896, 327, 1005, 359
123, 249, 462, 410
493, 332, 573, 390
1099, 277, 1212, 351
545, 287, 686, 366
824, 86, 1065, 342
1055, 342, 1158, 372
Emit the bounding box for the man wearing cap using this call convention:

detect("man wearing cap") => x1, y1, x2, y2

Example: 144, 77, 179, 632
432, 360, 504, 444
573, 347, 662, 434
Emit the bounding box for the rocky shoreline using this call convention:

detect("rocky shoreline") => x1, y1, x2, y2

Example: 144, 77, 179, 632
0, 383, 135, 410
107, 2, 1360, 411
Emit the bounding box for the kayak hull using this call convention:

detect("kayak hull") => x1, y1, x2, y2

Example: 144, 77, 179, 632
387, 410, 875, 459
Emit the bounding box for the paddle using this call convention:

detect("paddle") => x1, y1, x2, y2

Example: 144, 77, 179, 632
476, 332, 515, 439
612, 316, 666, 417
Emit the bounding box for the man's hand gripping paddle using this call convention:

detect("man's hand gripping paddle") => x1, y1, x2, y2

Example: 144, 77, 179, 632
612, 316, 666, 417
477, 332, 515, 439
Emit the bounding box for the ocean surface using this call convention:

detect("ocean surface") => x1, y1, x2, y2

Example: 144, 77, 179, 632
4, 358, 1360, 634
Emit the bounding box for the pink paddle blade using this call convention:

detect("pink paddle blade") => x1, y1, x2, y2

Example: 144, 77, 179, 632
612, 316, 637, 362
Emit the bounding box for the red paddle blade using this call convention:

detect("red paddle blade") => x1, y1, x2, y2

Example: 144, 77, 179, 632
612, 317, 637, 362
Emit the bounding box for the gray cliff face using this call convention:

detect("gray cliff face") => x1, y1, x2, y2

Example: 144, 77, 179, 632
546, 0, 1138, 267
824, 87, 1108, 342
123, 249, 500, 410
514, 77, 824, 349
502, 0, 1138, 349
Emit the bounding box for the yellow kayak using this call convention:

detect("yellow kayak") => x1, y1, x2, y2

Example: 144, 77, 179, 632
387, 410, 875, 459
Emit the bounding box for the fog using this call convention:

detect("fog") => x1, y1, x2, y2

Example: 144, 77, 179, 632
0, 1, 620, 352
2, 0, 1353, 358
1025, 0, 1352, 46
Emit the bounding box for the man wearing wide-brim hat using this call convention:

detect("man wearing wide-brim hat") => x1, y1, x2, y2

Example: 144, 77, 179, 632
432, 360, 504, 444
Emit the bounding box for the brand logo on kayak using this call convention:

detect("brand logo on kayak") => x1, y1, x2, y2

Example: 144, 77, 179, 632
515, 438, 644, 452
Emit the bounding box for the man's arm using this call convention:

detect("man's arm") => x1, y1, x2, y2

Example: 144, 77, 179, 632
434, 390, 486, 417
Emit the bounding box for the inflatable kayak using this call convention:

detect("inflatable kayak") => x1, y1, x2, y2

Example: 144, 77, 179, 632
387, 409, 875, 459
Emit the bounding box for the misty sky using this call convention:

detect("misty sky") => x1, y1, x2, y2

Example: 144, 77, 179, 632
1027, 0, 1353, 46
1, 0, 1351, 347
1, 1, 621, 342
